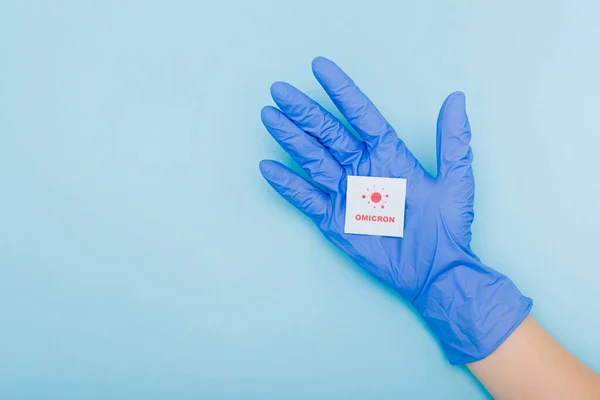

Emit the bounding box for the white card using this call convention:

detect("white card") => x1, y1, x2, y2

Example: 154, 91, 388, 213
344, 175, 407, 238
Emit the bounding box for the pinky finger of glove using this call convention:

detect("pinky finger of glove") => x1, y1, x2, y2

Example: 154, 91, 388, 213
259, 160, 330, 221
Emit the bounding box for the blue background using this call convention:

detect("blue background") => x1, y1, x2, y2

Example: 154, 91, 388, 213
1, 1, 599, 398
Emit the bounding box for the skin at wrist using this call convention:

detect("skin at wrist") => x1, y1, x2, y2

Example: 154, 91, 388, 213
468, 316, 600, 399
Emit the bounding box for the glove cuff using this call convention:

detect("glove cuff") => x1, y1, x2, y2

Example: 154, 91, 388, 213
412, 259, 533, 365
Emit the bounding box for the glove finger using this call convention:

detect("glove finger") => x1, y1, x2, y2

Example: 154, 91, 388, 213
259, 160, 330, 221
311, 57, 395, 149
436, 92, 473, 182
261, 106, 345, 193
436, 92, 474, 246
270, 81, 365, 168
311, 57, 423, 175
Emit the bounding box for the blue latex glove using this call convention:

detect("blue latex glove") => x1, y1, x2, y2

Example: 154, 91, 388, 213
259, 57, 532, 364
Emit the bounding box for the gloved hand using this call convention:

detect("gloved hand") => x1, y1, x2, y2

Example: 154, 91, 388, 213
259, 57, 532, 364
